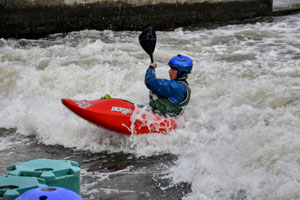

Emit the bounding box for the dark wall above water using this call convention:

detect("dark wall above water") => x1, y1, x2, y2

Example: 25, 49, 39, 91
0, 0, 273, 39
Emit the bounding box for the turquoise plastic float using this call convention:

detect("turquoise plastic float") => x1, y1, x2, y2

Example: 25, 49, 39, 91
0, 176, 47, 200
6, 159, 80, 194
15, 186, 84, 200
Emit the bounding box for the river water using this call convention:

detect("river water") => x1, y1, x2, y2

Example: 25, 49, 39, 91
1, 5, 300, 200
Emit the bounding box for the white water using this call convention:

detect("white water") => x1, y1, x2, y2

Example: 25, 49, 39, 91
1, 13, 300, 199
274, 0, 300, 9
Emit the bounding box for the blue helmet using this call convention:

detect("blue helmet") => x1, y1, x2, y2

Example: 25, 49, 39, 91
168, 54, 193, 79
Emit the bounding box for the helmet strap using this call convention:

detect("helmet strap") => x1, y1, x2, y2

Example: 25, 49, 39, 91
176, 75, 188, 81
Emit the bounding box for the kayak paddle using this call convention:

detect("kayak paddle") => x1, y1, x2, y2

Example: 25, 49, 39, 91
139, 27, 156, 63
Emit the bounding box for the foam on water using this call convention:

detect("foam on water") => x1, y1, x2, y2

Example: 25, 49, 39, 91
1, 13, 300, 199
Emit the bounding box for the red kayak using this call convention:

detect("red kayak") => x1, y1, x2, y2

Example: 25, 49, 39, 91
61, 98, 178, 135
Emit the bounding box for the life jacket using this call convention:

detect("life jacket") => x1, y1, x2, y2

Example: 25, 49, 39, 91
149, 80, 191, 117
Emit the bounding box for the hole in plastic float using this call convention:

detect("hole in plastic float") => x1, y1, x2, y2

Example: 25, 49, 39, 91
39, 195, 48, 200
35, 168, 53, 172
0, 185, 19, 190
41, 188, 57, 192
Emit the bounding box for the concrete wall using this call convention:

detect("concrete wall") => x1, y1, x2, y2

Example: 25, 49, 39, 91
0, 0, 273, 38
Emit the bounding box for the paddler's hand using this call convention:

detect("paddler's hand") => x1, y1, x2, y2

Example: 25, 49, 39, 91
150, 62, 157, 69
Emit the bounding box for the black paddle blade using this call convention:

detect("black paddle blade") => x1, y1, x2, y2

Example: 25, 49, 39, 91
139, 27, 156, 63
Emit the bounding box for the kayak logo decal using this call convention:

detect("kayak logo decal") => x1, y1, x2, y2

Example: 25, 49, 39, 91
75, 100, 92, 109
111, 106, 132, 115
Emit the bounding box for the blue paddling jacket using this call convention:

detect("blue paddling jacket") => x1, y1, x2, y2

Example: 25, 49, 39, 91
145, 66, 191, 117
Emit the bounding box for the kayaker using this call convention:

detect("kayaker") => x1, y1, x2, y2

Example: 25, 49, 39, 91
145, 54, 192, 117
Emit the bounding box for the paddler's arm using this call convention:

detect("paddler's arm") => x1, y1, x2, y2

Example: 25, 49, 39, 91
145, 63, 186, 102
